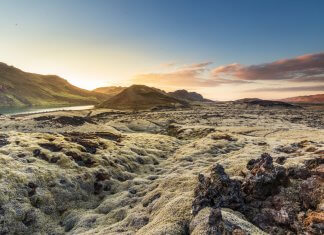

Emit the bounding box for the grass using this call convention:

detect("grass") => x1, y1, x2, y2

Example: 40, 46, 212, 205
0, 63, 107, 107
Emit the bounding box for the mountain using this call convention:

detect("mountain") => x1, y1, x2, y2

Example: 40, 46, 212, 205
98, 85, 189, 110
233, 98, 298, 108
280, 94, 324, 104
92, 86, 126, 97
0, 62, 108, 107
168, 89, 212, 102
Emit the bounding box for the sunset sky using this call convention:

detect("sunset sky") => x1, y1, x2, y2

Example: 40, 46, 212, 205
1, 0, 324, 100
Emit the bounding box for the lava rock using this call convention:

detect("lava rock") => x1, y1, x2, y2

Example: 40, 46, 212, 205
0, 134, 9, 148
65, 151, 96, 167
54, 116, 94, 126
275, 156, 286, 165
192, 164, 244, 216
299, 176, 323, 210
39, 143, 63, 152
242, 153, 289, 200
192, 153, 322, 234
34, 116, 55, 121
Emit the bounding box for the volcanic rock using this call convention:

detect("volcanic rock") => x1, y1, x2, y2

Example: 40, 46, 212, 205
192, 153, 324, 234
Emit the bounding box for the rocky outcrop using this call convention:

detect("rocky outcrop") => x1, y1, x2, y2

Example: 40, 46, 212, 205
192, 164, 244, 216
192, 153, 324, 234
242, 153, 289, 200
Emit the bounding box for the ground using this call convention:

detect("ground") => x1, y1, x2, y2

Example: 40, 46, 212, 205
0, 103, 323, 234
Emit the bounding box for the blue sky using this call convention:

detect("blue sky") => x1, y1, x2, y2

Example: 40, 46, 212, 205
1, 0, 324, 100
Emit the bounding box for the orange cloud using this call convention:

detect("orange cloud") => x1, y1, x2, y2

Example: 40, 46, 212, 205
212, 52, 324, 83
133, 52, 324, 90
133, 62, 221, 87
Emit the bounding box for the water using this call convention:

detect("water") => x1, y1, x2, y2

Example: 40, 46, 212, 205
0, 105, 94, 115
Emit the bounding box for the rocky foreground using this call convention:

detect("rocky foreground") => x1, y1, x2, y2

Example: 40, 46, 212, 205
0, 103, 323, 234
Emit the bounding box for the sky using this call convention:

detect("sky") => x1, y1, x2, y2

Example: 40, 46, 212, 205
1, 0, 324, 100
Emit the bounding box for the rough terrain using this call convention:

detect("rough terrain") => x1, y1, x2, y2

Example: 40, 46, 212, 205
0, 102, 323, 234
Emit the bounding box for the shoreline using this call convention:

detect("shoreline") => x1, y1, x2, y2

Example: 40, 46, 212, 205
0, 105, 94, 117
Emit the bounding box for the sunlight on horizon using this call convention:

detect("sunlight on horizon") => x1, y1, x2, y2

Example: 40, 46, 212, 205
0, 0, 323, 100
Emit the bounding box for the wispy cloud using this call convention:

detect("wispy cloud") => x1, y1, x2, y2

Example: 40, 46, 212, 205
246, 85, 324, 92
180, 62, 213, 70
212, 52, 324, 83
133, 52, 324, 89
133, 62, 221, 87
160, 62, 177, 68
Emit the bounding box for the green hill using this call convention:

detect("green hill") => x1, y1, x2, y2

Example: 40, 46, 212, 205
0, 62, 108, 107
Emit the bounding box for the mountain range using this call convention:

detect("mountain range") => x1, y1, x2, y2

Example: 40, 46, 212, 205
1, 62, 323, 108
280, 94, 324, 104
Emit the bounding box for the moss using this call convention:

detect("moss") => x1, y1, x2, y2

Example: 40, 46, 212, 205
0, 104, 323, 234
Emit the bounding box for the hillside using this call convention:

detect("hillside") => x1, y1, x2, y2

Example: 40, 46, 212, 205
98, 85, 188, 110
280, 94, 324, 103
168, 89, 211, 102
92, 86, 126, 97
0, 62, 107, 107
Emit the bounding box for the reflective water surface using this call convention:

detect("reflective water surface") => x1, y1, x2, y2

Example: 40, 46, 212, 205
0, 105, 94, 115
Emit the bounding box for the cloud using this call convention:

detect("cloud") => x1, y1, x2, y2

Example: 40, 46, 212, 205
212, 52, 324, 83
160, 62, 177, 68
133, 52, 324, 89
133, 61, 222, 87
245, 85, 324, 92
293, 76, 324, 83
133, 61, 253, 87
181, 62, 213, 70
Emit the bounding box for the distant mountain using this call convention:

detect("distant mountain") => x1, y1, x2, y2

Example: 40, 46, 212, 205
233, 98, 298, 108
0, 62, 108, 107
168, 89, 212, 102
92, 86, 126, 97
280, 94, 324, 104
98, 85, 189, 110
